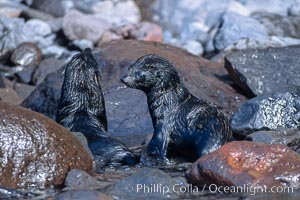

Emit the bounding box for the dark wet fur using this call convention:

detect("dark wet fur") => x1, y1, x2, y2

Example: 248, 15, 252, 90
57, 48, 136, 165
121, 54, 232, 162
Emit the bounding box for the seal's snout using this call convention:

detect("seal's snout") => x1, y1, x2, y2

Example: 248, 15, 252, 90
120, 74, 128, 84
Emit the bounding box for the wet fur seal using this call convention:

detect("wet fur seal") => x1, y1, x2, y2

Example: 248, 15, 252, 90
57, 48, 136, 165
121, 54, 232, 163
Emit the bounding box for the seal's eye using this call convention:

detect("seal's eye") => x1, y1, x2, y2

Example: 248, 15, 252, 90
145, 64, 155, 70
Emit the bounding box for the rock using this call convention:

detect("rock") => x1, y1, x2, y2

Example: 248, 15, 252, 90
31, 0, 74, 17
0, 87, 21, 105
33, 58, 66, 85
15, 66, 35, 84
62, 10, 111, 44
246, 128, 300, 152
214, 12, 268, 50
24, 19, 52, 37
72, 39, 94, 51
182, 40, 204, 56
21, 7, 55, 22
0, 101, 93, 189
0, 6, 22, 18
13, 83, 35, 101
97, 21, 163, 46
224, 36, 300, 52
92, 0, 141, 26
186, 141, 300, 188
0, 16, 31, 60
152, 0, 230, 43
225, 45, 300, 96
0, 75, 4, 88
22, 40, 247, 147
55, 190, 112, 200
231, 86, 300, 138
41, 45, 71, 59
64, 169, 99, 190
252, 12, 300, 38
10, 42, 42, 66
70, 132, 95, 164
236, 0, 300, 16
106, 168, 178, 199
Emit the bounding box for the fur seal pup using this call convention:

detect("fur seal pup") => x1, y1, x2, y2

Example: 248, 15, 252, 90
121, 54, 232, 162
57, 48, 136, 165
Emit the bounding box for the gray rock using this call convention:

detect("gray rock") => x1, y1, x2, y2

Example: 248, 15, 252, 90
246, 128, 300, 152
31, 0, 75, 17
182, 40, 204, 56
231, 86, 300, 138
225, 45, 300, 96
62, 10, 111, 44
13, 83, 35, 101
106, 168, 178, 199
236, 0, 300, 16
252, 12, 300, 38
0, 87, 21, 105
33, 57, 65, 85
0, 75, 4, 88
64, 169, 99, 190
15, 66, 35, 84
214, 12, 268, 50
54, 190, 112, 200
72, 39, 94, 50
21, 7, 55, 22
92, 0, 141, 26
0, 16, 31, 60
41, 45, 71, 59
225, 36, 300, 52
10, 42, 42, 66
24, 19, 52, 37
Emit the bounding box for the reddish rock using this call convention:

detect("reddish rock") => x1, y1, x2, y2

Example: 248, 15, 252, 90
10, 42, 42, 66
186, 141, 300, 188
0, 101, 93, 189
98, 21, 163, 46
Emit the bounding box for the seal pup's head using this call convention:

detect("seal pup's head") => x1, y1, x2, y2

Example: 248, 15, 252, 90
121, 54, 181, 92
57, 48, 107, 132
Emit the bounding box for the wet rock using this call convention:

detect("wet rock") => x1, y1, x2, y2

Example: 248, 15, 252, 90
225, 45, 300, 96
0, 16, 31, 60
246, 128, 300, 152
214, 12, 268, 50
22, 40, 247, 147
55, 190, 112, 200
252, 12, 300, 38
0, 101, 93, 189
0, 87, 21, 105
33, 57, 66, 85
62, 10, 111, 44
92, 0, 141, 26
106, 168, 178, 199
225, 36, 300, 52
64, 169, 100, 190
15, 66, 35, 84
31, 0, 74, 17
98, 21, 163, 46
10, 42, 42, 66
186, 141, 300, 188
231, 86, 300, 138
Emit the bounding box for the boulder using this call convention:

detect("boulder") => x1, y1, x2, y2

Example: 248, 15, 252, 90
186, 141, 300, 188
54, 190, 112, 200
214, 12, 268, 50
246, 128, 300, 152
231, 86, 300, 138
225, 45, 300, 96
62, 10, 111, 44
22, 40, 247, 147
252, 12, 300, 38
31, 0, 74, 17
0, 101, 93, 189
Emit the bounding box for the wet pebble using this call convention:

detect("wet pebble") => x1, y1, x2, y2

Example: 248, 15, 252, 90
10, 42, 42, 66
